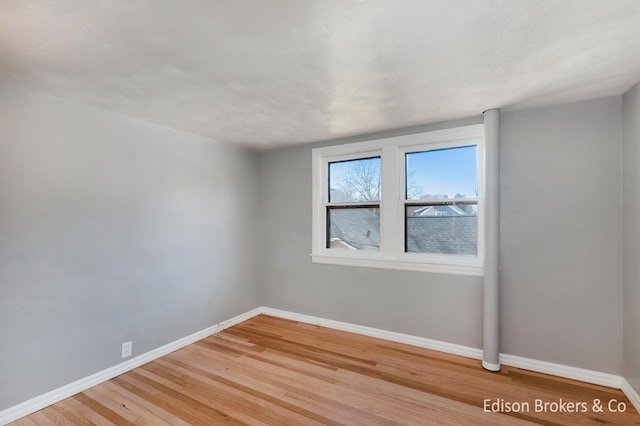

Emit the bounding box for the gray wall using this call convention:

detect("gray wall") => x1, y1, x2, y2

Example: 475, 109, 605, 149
500, 97, 622, 373
623, 81, 640, 395
259, 96, 623, 374
0, 86, 259, 410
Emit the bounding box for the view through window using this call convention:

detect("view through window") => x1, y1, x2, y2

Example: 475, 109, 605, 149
326, 146, 478, 255
312, 124, 485, 275
327, 157, 381, 250
405, 145, 478, 255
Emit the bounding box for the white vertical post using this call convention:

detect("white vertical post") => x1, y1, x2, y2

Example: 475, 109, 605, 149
483, 109, 501, 371
381, 145, 400, 259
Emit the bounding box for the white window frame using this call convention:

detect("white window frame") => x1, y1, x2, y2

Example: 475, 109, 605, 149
312, 124, 485, 276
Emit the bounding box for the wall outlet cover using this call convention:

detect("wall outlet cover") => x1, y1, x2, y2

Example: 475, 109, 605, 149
121, 341, 132, 358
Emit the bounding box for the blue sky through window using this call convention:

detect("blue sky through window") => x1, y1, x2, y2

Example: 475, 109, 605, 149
328, 146, 476, 202
329, 157, 381, 202
406, 145, 477, 199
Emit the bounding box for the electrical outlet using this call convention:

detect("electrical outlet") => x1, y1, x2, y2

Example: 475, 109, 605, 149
121, 341, 132, 358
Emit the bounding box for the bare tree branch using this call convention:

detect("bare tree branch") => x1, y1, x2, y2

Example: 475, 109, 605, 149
336, 158, 422, 202
339, 159, 381, 202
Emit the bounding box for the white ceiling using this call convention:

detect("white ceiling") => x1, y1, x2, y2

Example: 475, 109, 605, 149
2, 1, 640, 149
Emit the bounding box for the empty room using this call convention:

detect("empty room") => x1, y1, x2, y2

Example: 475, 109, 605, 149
2, 1, 640, 424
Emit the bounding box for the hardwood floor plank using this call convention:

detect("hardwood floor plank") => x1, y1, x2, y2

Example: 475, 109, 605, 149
168, 344, 390, 424
39, 406, 77, 426
115, 373, 242, 425
140, 360, 315, 425
10, 417, 40, 426
97, 380, 190, 426
157, 357, 334, 425
10, 314, 640, 425
56, 396, 112, 425
22, 411, 56, 426
74, 391, 135, 425
48, 402, 96, 426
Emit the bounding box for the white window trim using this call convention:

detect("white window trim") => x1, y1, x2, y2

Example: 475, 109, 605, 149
311, 124, 485, 276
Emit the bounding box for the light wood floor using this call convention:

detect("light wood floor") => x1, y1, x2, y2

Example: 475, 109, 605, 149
11, 314, 640, 425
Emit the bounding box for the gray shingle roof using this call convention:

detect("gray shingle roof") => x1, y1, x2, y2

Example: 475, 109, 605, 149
329, 208, 380, 250
329, 208, 477, 255
406, 216, 477, 255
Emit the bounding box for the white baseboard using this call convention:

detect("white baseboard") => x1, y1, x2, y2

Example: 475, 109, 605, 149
621, 378, 640, 414
2, 306, 637, 424
260, 307, 484, 361
498, 353, 622, 388
0, 307, 262, 425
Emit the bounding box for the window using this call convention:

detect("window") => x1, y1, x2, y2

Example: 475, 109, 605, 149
327, 157, 381, 251
404, 146, 478, 255
312, 125, 484, 276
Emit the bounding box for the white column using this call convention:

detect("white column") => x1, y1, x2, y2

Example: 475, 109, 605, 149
483, 109, 501, 371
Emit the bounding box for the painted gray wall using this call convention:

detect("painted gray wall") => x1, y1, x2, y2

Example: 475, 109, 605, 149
259, 96, 623, 374
0, 85, 259, 410
623, 81, 640, 395
500, 97, 622, 374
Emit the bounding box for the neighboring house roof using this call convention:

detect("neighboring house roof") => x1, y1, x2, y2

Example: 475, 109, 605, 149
329, 188, 353, 202
405, 216, 477, 255
412, 205, 469, 216
329, 208, 477, 255
329, 208, 380, 250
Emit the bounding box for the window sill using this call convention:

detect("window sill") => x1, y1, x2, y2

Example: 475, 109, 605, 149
310, 254, 483, 277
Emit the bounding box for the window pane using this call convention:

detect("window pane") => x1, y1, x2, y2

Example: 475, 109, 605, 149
406, 146, 477, 200
327, 207, 380, 251
405, 204, 477, 254
329, 157, 381, 202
